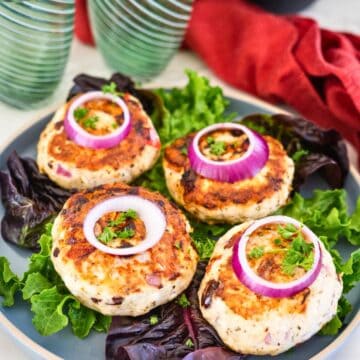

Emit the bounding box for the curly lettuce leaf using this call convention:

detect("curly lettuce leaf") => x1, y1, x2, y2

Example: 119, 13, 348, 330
155, 69, 236, 145
31, 287, 73, 336
0, 257, 20, 307
0, 222, 111, 338
68, 300, 97, 338
22, 273, 52, 300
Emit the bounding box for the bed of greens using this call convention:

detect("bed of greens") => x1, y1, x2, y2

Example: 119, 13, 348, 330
0, 71, 359, 359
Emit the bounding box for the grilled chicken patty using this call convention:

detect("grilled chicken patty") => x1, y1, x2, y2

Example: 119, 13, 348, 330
163, 133, 294, 224
198, 222, 342, 356
51, 183, 198, 316
38, 94, 160, 190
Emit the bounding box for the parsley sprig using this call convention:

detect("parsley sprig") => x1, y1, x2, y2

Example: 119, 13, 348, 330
207, 136, 226, 156
73, 107, 98, 130
82, 116, 99, 130
97, 209, 137, 244
101, 82, 124, 97
247, 223, 314, 276
74, 107, 89, 120
177, 293, 191, 308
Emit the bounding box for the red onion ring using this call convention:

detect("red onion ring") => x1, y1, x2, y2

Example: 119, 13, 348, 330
188, 123, 269, 183
64, 91, 131, 149
83, 195, 166, 256
232, 215, 322, 298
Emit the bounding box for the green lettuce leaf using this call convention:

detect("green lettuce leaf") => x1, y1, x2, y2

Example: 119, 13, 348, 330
22, 273, 52, 300
0, 222, 111, 338
31, 287, 73, 336
0, 257, 20, 307
68, 301, 97, 338
156, 69, 235, 144
93, 313, 113, 333
342, 249, 360, 294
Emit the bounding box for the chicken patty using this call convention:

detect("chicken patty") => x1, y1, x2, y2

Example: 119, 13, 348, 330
38, 93, 161, 190
51, 183, 198, 316
163, 132, 294, 224
198, 222, 342, 355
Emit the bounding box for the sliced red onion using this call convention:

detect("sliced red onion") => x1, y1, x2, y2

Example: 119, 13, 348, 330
64, 91, 131, 149
232, 215, 322, 298
56, 164, 72, 177
83, 195, 166, 256
188, 123, 269, 183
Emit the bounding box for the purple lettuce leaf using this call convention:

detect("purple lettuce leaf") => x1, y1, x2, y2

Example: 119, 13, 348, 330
106, 262, 244, 360
0, 151, 71, 250
242, 113, 349, 190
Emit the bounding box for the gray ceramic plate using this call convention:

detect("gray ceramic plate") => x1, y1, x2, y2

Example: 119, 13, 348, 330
0, 96, 359, 359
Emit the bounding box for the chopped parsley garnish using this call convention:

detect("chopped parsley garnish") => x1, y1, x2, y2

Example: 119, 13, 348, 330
209, 140, 226, 156
101, 82, 123, 96
98, 209, 137, 244
185, 338, 194, 348
292, 149, 309, 163
174, 241, 182, 250
98, 227, 117, 244
112, 123, 118, 129
82, 116, 99, 130
177, 293, 190, 308
74, 107, 89, 120
206, 136, 215, 145
248, 246, 265, 259
277, 223, 298, 239
181, 147, 188, 155
108, 209, 137, 226
116, 228, 135, 239
246, 224, 314, 276
281, 232, 314, 275
149, 315, 158, 325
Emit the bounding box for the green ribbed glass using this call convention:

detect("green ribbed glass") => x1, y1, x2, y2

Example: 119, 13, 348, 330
89, 0, 194, 81
0, 1, 74, 109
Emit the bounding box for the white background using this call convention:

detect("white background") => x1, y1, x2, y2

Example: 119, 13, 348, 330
0, 0, 359, 359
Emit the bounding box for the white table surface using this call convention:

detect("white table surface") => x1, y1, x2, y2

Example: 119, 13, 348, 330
0, 0, 359, 359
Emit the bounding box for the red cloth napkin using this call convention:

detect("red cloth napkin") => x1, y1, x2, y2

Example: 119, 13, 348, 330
75, 0, 94, 45
75, 0, 360, 160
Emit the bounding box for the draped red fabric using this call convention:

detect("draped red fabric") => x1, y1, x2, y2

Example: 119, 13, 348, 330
75, 0, 360, 161
184, 0, 360, 160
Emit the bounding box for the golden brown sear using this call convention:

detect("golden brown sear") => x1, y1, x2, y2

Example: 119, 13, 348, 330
51, 183, 198, 316
37, 94, 161, 190
163, 133, 294, 224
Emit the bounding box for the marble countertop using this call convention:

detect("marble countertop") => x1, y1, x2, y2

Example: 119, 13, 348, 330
0, 0, 359, 358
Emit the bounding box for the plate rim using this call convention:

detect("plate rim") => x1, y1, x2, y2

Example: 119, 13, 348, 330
0, 92, 359, 360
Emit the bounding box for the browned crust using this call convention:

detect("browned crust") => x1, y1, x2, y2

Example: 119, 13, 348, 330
164, 134, 290, 208
47, 94, 160, 171
56, 183, 197, 294
203, 229, 310, 320
215, 257, 310, 319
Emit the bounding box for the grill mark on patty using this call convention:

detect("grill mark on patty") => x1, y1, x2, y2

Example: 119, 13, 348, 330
53, 247, 60, 257
201, 280, 220, 308
181, 169, 197, 195
109, 296, 124, 305
54, 120, 64, 130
